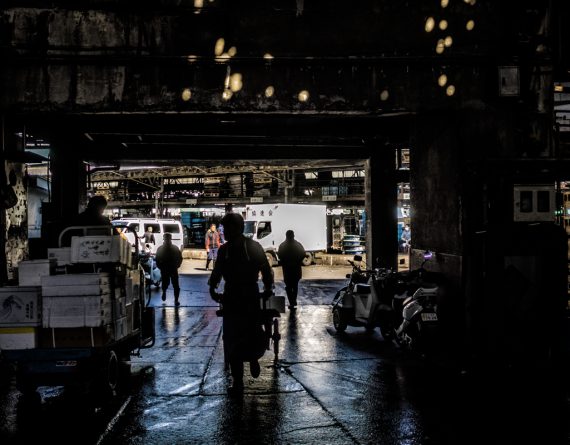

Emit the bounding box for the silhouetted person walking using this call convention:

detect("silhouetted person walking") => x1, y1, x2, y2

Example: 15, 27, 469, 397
156, 232, 183, 306
209, 213, 274, 394
277, 230, 306, 310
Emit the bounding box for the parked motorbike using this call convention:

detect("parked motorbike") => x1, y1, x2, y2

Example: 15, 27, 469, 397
392, 251, 440, 352
331, 255, 390, 335
331, 252, 441, 353
140, 244, 161, 291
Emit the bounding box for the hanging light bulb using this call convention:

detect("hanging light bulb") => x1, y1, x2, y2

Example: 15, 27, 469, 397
181, 88, 192, 101
214, 38, 225, 56
298, 90, 309, 102
439, 20, 448, 31
446, 85, 456, 96
380, 90, 390, 101
444, 36, 453, 47
438, 74, 448, 87
265, 86, 275, 98
436, 39, 445, 54
425, 17, 435, 33
466, 20, 475, 31
230, 73, 243, 92
222, 89, 233, 101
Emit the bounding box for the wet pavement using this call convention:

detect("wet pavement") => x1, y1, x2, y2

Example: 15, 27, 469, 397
1, 260, 568, 444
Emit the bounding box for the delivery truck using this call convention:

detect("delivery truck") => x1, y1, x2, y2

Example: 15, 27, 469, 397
244, 204, 327, 266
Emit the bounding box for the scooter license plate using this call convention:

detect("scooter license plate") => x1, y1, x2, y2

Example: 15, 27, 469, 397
421, 312, 438, 322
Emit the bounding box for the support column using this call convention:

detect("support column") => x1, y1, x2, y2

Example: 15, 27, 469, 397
365, 148, 398, 269
45, 139, 86, 247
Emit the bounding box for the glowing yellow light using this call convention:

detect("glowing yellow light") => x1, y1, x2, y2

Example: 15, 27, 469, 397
444, 36, 453, 47
555, 85, 564, 92
436, 39, 445, 54
438, 74, 448, 87
441, 0, 449, 7
222, 89, 233, 101
263, 53, 274, 60
380, 90, 390, 101
265, 86, 275, 98
466, 20, 475, 31
214, 38, 225, 56
216, 53, 230, 63
228, 46, 237, 57
187, 55, 198, 63
425, 17, 435, 33
464, 0, 476, 4
181, 88, 192, 101
439, 20, 448, 31
298, 90, 309, 102
229, 73, 243, 92
446, 85, 456, 96
194, 0, 204, 7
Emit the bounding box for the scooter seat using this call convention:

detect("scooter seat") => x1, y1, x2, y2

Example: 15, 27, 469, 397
355, 284, 371, 294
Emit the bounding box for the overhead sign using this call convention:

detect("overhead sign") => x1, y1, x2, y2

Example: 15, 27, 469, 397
323, 195, 337, 202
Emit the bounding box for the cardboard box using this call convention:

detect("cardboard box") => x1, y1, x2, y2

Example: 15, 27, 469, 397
42, 273, 111, 286
114, 316, 128, 340
42, 295, 113, 328
47, 248, 72, 266
41, 273, 111, 297
260, 295, 286, 313
113, 297, 127, 320
39, 326, 114, 348
0, 327, 38, 349
125, 278, 141, 304
0, 286, 42, 326
17, 259, 56, 286
70, 236, 126, 264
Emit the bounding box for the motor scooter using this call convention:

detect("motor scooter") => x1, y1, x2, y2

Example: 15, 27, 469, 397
331, 255, 390, 335
140, 244, 162, 291
392, 251, 440, 352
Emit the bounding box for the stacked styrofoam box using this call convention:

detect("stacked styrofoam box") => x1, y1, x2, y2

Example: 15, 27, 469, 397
70, 236, 128, 264
0, 286, 42, 349
41, 274, 112, 328
17, 259, 56, 286
47, 247, 72, 267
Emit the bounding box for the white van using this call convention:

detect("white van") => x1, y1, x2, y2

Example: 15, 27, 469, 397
111, 218, 184, 254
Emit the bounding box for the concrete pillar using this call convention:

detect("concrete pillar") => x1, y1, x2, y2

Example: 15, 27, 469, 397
44, 139, 87, 247
365, 148, 398, 269
49, 142, 87, 220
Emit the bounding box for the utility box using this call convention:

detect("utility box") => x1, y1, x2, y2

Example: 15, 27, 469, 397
513, 184, 555, 222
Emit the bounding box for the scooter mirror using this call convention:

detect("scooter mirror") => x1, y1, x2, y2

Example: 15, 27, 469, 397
353, 255, 363, 262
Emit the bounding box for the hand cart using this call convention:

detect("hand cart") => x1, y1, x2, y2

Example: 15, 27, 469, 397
2, 225, 155, 401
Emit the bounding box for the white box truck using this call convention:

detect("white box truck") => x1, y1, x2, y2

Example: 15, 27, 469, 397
244, 204, 327, 266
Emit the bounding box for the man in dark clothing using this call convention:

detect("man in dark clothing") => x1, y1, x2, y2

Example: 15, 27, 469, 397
144, 226, 156, 246
156, 232, 183, 306
209, 213, 274, 394
277, 230, 306, 310
74, 195, 111, 227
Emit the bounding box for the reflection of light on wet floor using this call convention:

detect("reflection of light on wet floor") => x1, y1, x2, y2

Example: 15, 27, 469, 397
147, 421, 175, 430
162, 308, 187, 333
168, 380, 201, 395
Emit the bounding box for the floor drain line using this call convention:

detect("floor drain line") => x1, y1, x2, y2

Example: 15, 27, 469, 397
282, 366, 363, 445
94, 395, 132, 445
